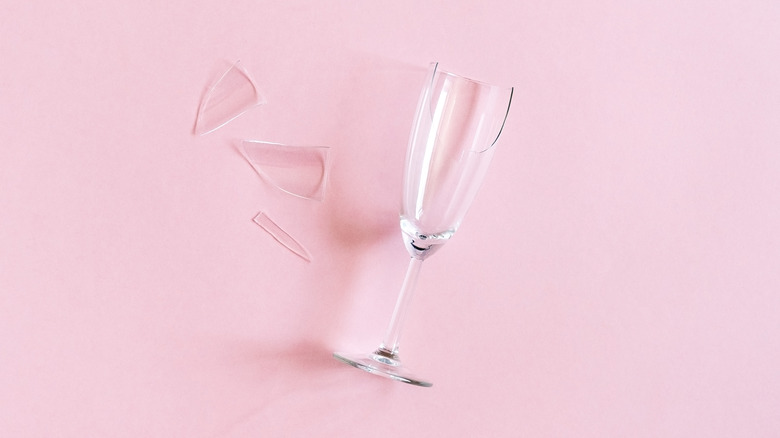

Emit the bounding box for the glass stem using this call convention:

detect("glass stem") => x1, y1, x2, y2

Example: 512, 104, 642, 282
379, 256, 424, 356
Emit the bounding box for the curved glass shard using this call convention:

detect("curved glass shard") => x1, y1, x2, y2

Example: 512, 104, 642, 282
194, 61, 265, 135
240, 140, 330, 201
253, 211, 312, 262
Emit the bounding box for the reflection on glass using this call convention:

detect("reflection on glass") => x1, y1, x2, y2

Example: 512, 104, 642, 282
194, 61, 265, 135
253, 211, 312, 262
240, 140, 330, 201
333, 62, 513, 387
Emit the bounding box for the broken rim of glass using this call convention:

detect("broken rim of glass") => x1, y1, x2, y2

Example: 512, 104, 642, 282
253, 211, 312, 262
194, 61, 266, 135
240, 140, 331, 201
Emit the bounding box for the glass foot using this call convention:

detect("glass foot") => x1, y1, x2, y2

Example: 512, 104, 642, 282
333, 349, 432, 387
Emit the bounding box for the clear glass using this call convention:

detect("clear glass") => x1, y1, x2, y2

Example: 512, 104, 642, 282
240, 140, 330, 201
333, 62, 513, 387
253, 211, 312, 262
194, 61, 266, 135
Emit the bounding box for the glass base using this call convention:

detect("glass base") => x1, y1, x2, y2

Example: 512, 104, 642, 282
333, 348, 432, 387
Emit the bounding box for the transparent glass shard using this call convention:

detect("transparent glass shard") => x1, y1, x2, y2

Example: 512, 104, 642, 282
240, 140, 330, 201
253, 211, 312, 262
194, 61, 266, 135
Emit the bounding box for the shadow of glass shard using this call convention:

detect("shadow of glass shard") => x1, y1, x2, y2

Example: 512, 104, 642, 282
240, 140, 330, 201
253, 211, 312, 262
194, 61, 266, 135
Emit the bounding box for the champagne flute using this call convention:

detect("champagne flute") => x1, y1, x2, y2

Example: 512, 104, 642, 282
334, 62, 513, 387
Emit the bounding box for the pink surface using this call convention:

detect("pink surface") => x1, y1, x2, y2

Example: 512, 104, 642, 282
1, 0, 779, 436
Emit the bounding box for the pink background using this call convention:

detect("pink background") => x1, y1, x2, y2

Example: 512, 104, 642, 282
2, 0, 779, 436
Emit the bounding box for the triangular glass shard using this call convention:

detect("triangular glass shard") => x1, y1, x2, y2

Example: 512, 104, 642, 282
240, 140, 330, 201
253, 211, 312, 262
194, 61, 266, 135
